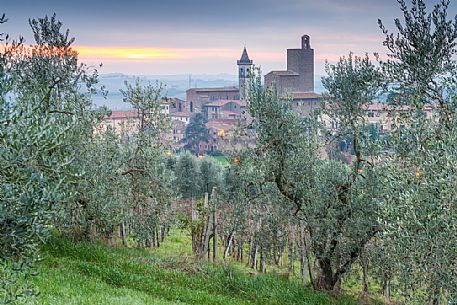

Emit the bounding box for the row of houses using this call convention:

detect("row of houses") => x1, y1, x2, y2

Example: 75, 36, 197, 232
104, 99, 436, 154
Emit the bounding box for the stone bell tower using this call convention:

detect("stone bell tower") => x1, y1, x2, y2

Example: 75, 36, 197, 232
237, 47, 253, 100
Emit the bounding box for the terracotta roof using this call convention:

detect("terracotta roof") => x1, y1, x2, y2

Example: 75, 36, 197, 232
355, 103, 434, 112
363, 103, 412, 111
188, 87, 239, 93
171, 111, 191, 117
106, 110, 138, 120
219, 110, 240, 115
163, 97, 185, 104
167, 97, 185, 102
172, 120, 186, 127
204, 100, 246, 107
266, 70, 299, 76
290, 92, 322, 99
207, 120, 238, 131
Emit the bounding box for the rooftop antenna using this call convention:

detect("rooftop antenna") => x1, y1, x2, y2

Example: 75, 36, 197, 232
188, 74, 192, 89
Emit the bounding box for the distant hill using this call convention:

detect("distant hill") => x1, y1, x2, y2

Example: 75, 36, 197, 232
93, 73, 325, 110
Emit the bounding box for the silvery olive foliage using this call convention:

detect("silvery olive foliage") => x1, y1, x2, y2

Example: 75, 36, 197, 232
1, 14, 103, 304
240, 1, 457, 302
2, 1, 457, 304
243, 55, 383, 291
1, 14, 177, 303
119, 80, 175, 247
377, 1, 457, 303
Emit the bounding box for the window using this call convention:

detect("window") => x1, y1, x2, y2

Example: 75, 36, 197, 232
368, 112, 374, 118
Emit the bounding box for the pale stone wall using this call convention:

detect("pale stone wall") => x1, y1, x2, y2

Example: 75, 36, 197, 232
186, 88, 240, 113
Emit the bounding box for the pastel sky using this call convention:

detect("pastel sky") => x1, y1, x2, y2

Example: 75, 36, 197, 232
2, 0, 456, 75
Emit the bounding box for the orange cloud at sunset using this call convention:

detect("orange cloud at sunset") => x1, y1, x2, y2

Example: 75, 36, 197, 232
74, 46, 285, 62
70, 46, 285, 74
75, 46, 178, 60
65, 39, 387, 75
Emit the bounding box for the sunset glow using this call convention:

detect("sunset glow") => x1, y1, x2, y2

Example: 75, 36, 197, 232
75, 46, 177, 59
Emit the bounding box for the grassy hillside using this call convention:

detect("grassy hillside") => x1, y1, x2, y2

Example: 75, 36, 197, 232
32, 231, 368, 305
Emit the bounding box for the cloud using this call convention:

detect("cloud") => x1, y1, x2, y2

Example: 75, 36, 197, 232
76, 47, 178, 60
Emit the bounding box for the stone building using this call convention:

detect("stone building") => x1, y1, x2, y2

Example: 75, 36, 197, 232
289, 92, 321, 116
185, 47, 253, 114
363, 103, 433, 134
265, 34, 315, 96
169, 120, 186, 148
171, 111, 191, 125
186, 87, 240, 114
237, 47, 253, 100
166, 97, 188, 113
320, 103, 434, 134
103, 110, 139, 134
203, 100, 246, 120
206, 119, 255, 153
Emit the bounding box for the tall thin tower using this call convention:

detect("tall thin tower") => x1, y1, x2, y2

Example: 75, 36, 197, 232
237, 47, 253, 100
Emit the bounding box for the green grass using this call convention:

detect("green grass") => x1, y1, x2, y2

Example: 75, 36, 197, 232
32, 231, 366, 305
211, 155, 230, 166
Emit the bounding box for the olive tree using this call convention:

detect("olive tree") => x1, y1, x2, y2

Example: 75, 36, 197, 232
243, 59, 383, 291
378, 1, 457, 303
1, 14, 102, 303
120, 80, 174, 247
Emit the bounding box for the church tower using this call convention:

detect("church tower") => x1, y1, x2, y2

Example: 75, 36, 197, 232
237, 47, 253, 100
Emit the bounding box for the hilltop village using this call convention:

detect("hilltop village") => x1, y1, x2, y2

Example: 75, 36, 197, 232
4, 2, 457, 303
104, 34, 430, 154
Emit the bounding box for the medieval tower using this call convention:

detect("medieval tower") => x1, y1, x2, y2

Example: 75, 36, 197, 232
237, 47, 253, 100
287, 35, 314, 92
264, 34, 315, 96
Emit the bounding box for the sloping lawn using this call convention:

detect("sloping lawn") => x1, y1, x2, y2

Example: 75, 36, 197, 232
32, 232, 363, 305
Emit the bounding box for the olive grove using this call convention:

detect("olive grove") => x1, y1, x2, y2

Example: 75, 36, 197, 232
2, 1, 457, 304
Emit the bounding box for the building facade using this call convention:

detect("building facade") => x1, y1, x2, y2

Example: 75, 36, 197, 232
203, 100, 246, 120
186, 87, 240, 114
